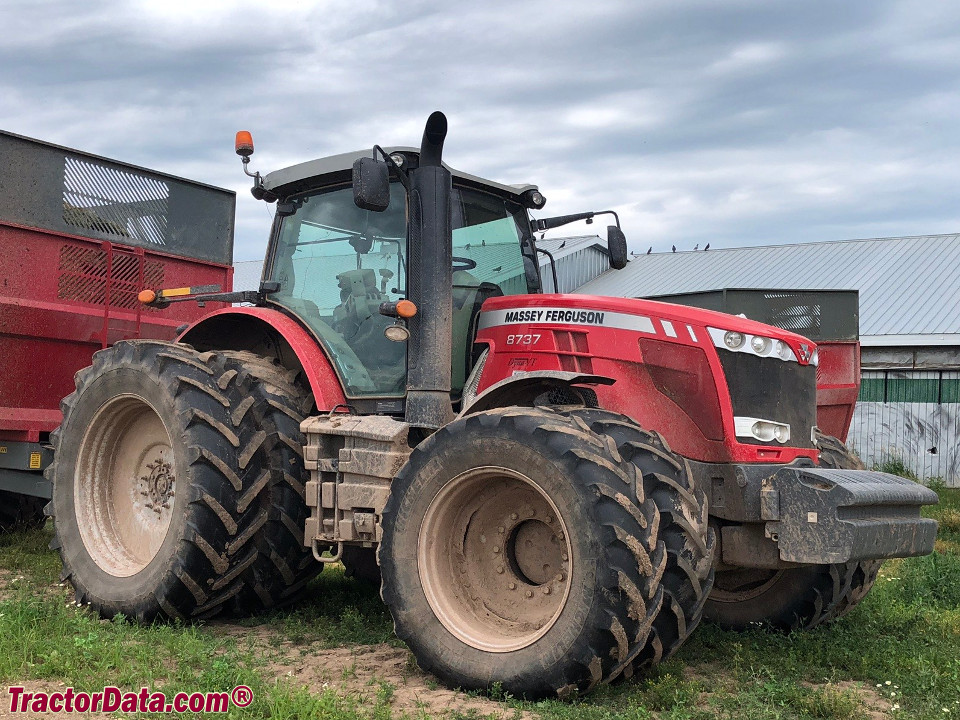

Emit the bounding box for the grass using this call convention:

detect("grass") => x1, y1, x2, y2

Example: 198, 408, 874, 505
1, 489, 958, 718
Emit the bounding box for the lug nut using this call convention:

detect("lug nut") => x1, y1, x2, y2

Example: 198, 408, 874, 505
492, 546, 501, 554
542, 586, 551, 595
561, 553, 568, 561
525, 590, 533, 598
498, 526, 505, 534
496, 566, 504, 574
510, 513, 518, 520
509, 582, 517, 590
546, 516, 553, 524
556, 572, 566, 582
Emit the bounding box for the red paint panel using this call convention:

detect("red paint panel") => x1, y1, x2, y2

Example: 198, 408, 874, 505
815, 341, 860, 442
0, 222, 231, 434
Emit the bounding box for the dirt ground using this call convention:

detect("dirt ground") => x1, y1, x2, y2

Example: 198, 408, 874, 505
229, 624, 526, 720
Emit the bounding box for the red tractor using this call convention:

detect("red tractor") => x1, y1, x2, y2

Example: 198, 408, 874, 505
47, 113, 937, 699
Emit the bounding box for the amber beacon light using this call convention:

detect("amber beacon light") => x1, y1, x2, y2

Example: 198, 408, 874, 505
235, 131, 254, 157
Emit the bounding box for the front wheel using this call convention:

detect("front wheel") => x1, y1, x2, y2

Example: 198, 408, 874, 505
379, 407, 667, 699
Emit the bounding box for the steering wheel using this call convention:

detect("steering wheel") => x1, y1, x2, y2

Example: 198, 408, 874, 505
452, 256, 477, 271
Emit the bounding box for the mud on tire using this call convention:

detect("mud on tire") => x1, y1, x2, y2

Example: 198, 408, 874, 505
221, 351, 321, 612
563, 409, 715, 672
704, 433, 881, 631
380, 407, 672, 699
47, 341, 274, 622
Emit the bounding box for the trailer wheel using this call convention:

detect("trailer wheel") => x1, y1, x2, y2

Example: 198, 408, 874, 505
563, 409, 715, 672
220, 351, 321, 612
48, 341, 272, 622
379, 407, 667, 699
704, 433, 880, 630
0, 491, 47, 532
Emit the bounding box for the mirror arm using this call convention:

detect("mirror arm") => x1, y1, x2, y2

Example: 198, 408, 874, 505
535, 247, 560, 294
373, 145, 411, 191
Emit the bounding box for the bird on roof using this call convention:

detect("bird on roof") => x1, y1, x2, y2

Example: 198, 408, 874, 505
646, 247, 652, 254
704, 243, 710, 251
693, 244, 699, 251
558, 240, 566, 249
672, 245, 676, 252
492, 265, 502, 272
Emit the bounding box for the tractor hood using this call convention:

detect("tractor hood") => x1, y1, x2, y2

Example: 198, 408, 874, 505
478, 294, 820, 366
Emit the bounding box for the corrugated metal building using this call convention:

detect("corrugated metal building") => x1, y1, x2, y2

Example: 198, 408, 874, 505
578, 234, 960, 486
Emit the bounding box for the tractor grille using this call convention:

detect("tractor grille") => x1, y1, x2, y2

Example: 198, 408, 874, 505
717, 350, 816, 448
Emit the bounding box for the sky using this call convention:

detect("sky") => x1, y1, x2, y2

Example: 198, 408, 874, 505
2, 0, 959, 261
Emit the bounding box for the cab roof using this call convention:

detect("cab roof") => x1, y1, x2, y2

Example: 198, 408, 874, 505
262, 146, 538, 200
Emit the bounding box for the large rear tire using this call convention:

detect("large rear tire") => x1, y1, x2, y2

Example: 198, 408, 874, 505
704, 434, 880, 630
48, 341, 272, 622
380, 407, 669, 699
220, 351, 321, 612
0, 491, 47, 532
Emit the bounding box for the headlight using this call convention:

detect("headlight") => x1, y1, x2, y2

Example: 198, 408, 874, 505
709, 327, 801, 363
750, 336, 771, 354
735, 416, 791, 443
724, 331, 745, 349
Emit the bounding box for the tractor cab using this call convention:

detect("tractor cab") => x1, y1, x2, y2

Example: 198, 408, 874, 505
255, 148, 540, 402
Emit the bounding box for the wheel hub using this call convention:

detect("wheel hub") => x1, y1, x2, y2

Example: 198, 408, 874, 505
418, 466, 573, 652
139, 457, 175, 515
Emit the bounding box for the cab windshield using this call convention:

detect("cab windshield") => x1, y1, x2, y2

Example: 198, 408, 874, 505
268, 182, 531, 398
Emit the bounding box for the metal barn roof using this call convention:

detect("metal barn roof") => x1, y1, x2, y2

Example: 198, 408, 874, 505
577, 234, 960, 346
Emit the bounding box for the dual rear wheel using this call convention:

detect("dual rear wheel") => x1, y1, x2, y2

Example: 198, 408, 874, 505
47, 341, 316, 621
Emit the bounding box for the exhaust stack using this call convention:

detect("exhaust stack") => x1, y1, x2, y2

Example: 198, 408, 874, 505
405, 111, 455, 428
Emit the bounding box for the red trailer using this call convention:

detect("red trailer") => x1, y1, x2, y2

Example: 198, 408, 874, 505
0, 130, 235, 524
644, 289, 861, 443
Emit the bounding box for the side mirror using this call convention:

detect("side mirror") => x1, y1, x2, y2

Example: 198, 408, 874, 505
353, 157, 390, 212
607, 225, 628, 269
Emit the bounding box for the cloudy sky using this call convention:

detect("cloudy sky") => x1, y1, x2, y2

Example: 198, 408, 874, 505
3, 1, 959, 261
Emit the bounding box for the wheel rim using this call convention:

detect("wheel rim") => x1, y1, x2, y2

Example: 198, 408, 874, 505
418, 466, 573, 653
75, 395, 176, 577
710, 568, 783, 603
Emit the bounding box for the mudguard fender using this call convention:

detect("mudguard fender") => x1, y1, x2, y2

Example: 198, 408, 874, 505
459, 370, 615, 416
178, 307, 347, 411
